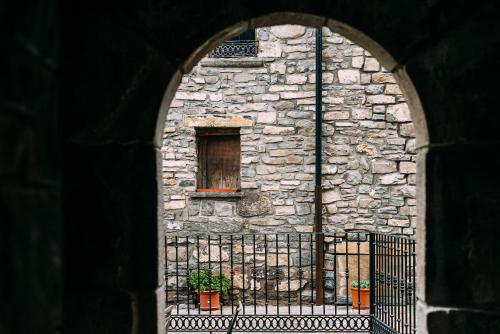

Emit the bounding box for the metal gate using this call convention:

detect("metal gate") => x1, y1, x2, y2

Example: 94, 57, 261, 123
165, 232, 415, 332
369, 233, 416, 334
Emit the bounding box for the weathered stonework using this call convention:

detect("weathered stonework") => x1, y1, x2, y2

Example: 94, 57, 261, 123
238, 192, 273, 217
162, 25, 416, 237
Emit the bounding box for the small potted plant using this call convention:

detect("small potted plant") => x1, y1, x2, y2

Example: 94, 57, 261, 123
189, 268, 231, 311
351, 280, 370, 309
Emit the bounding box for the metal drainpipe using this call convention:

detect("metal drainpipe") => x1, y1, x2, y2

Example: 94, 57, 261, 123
314, 27, 324, 306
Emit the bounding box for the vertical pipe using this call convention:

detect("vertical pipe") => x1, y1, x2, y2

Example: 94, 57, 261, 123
369, 233, 375, 327
275, 234, 279, 315
175, 236, 179, 313
186, 236, 190, 315
196, 236, 200, 314
219, 235, 223, 315
333, 233, 337, 315
264, 235, 268, 314
357, 232, 361, 314
299, 234, 303, 315
314, 25, 325, 307
310, 234, 314, 314
241, 234, 246, 314
345, 236, 349, 314
230, 235, 234, 312
208, 235, 212, 315
253, 234, 257, 314
287, 234, 291, 315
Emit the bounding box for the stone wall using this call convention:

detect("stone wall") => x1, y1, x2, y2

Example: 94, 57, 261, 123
162, 25, 416, 237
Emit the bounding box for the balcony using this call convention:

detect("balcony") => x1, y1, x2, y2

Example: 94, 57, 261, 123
165, 232, 416, 333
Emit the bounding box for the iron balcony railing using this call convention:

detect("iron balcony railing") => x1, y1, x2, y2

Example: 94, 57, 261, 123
209, 40, 258, 58
166, 231, 370, 332
165, 231, 416, 333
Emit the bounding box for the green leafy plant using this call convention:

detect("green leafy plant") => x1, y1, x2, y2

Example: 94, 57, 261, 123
189, 268, 231, 293
351, 280, 370, 289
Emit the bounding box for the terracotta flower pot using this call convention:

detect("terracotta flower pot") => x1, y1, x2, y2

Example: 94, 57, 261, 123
199, 291, 220, 311
351, 288, 370, 309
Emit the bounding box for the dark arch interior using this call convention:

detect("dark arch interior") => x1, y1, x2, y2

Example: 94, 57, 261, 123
3, 2, 500, 334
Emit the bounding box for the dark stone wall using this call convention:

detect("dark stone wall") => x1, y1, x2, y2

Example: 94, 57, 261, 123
2, 0, 500, 333
1, 1, 61, 333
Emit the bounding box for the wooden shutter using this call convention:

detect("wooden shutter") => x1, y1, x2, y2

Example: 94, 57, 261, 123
197, 129, 240, 191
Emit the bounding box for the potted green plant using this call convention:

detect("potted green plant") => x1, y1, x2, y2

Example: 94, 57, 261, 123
351, 280, 370, 309
189, 268, 231, 311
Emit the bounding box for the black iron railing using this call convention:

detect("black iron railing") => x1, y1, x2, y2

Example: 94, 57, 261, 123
165, 231, 417, 333
165, 232, 372, 332
370, 233, 416, 334
209, 40, 258, 58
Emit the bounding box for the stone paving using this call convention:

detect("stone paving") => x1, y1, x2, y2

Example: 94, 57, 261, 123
171, 303, 370, 316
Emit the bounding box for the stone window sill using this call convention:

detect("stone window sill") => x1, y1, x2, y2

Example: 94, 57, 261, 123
200, 57, 272, 68
188, 191, 244, 199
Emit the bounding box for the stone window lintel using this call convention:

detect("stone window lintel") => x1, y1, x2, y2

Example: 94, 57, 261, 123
184, 115, 253, 128
188, 191, 244, 199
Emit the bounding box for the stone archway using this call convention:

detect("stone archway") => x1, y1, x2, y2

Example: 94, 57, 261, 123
54, 2, 500, 334
156, 13, 429, 333
8, 2, 500, 334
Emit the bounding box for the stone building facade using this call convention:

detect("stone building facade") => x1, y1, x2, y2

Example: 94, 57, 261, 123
162, 25, 416, 237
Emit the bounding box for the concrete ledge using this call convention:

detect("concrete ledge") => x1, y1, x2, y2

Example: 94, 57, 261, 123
200, 58, 269, 67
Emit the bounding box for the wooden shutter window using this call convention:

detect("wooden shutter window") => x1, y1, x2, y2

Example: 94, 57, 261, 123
197, 129, 240, 192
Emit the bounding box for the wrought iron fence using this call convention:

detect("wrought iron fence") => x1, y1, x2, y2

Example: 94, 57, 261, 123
165, 231, 371, 332
209, 40, 258, 58
370, 233, 416, 334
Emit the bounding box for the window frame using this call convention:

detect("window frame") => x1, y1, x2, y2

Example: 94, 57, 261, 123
196, 128, 241, 193
209, 29, 258, 58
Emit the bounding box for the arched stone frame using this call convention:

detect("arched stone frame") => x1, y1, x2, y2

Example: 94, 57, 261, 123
155, 12, 429, 333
